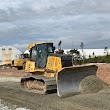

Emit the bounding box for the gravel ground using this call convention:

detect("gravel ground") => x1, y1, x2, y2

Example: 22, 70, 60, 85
0, 81, 110, 110
0, 67, 110, 110
0, 99, 29, 110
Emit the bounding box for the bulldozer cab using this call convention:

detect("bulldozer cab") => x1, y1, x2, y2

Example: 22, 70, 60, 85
29, 43, 54, 69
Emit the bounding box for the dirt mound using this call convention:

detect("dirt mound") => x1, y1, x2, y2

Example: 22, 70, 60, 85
96, 64, 110, 85
98, 85, 110, 93
0, 67, 27, 77
80, 75, 107, 94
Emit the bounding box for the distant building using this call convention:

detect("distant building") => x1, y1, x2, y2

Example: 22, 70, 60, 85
63, 49, 110, 59
0, 46, 22, 65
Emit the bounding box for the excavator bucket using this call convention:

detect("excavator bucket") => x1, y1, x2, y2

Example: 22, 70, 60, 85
57, 64, 98, 97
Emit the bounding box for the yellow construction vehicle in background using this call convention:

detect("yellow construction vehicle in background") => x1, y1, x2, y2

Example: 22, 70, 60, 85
21, 42, 98, 97
12, 53, 29, 70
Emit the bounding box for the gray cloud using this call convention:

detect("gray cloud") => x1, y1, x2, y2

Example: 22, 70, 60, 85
0, 0, 110, 51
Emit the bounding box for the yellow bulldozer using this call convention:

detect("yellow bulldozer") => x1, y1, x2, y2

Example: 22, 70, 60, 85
20, 42, 105, 97
11, 53, 29, 70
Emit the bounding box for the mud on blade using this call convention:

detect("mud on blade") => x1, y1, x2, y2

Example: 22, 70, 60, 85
57, 65, 98, 97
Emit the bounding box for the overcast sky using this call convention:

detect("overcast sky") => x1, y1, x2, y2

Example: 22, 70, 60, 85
0, 0, 110, 51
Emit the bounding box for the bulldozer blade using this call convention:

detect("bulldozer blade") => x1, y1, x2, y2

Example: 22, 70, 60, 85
57, 65, 98, 97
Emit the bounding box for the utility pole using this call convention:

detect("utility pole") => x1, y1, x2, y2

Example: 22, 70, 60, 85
80, 42, 84, 63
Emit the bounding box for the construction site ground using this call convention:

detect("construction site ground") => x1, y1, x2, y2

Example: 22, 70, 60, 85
0, 67, 110, 110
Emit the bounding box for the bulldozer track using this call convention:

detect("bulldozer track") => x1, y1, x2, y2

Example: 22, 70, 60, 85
22, 80, 46, 94
21, 76, 57, 94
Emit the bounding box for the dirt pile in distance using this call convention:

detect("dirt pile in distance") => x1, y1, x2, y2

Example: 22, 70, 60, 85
0, 66, 27, 77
